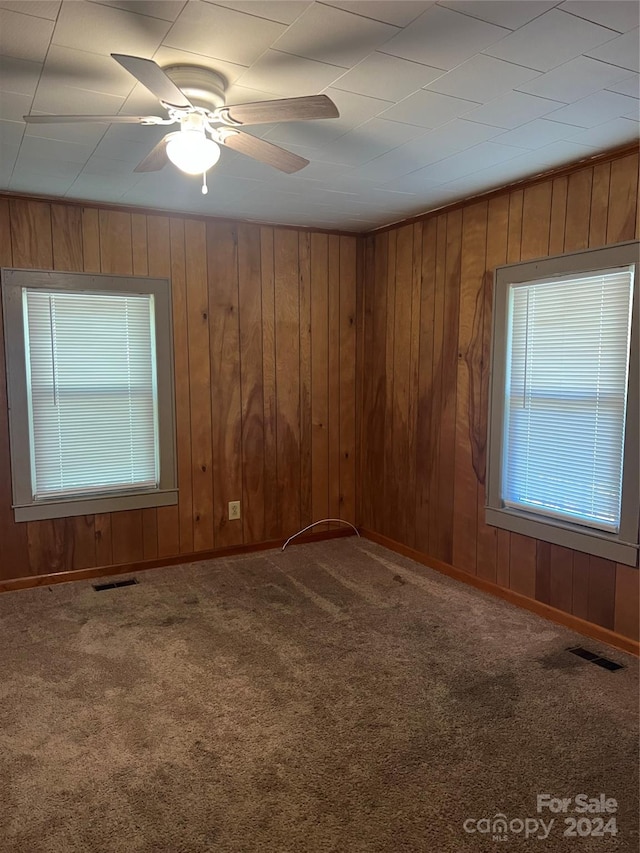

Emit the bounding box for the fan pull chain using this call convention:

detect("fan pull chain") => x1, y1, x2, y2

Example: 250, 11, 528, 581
201, 172, 208, 195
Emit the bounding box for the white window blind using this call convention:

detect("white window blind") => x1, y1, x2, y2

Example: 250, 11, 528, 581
23, 289, 159, 501
502, 266, 634, 533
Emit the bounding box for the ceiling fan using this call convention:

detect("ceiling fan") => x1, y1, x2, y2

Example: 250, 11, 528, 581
23, 54, 340, 193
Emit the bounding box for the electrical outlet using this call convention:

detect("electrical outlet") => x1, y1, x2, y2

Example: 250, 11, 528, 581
228, 500, 241, 521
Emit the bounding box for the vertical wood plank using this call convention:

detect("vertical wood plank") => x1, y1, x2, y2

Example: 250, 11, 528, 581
548, 175, 568, 256
339, 235, 357, 526
405, 222, 422, 548
589, 162, 611, 247
274, 228, 301, 536
208, 221, 243, 548
428, 216, 447, 553
354, 235, 365, 527
238, 223, 265, 545
437, 208, 461, 564
535, 540, 551, 605
587, 556, 616, 630
383, 229, 397, 541
607, 152, 638, 243
327, 234, 341, 523
169, 217, 193, 554
453, 201, 487, 574
477, 195, 509, 582
366, 233, 388, 533
572, 552, 590, 620
414, 219, 436, 555
185, 219, 213, 551
564, 168, 592, 252
311, 232, 329, 526
81, 207, 100, 272
51, 204, 83, 271
261, 226, 279, 539
148, 215, 178, 558
614, 563, 639, 641
509, 533, 537, 599
0, 198, 29, 579
390, 224, 413, 543
299, 232, 312, 529
549, 545, 573, 615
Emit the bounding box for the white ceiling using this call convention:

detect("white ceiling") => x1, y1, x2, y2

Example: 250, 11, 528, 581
0, 0, 638, 232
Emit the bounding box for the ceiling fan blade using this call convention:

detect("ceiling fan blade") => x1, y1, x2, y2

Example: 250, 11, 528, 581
111, 53, 192, 109
222, 94, 339, 126
23, 114, 160, 124
220, 130, 309, 174
134, 132, 178, 173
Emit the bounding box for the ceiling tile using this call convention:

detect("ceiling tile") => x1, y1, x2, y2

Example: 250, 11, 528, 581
0, 8, 54, 62
585, 28, 640, 73
388, 140, 525, 189
42, 45, 138, 98
52, 1, 171, 56
531, 139, 600, 165
426, 55, 540, 102
271, 4, 399, 68
560, 1, 639, 33
0, 117, 24, 148
332, 52, 444, 101
465, 91, 565, 129
235, 50, 345, 97
0, 56, 43, 97
495, 117, 584, 149
544, 89, 639, 126
203, 1, 310, 24
32, 81, 125, 115
87, 0, 187, 21
312, 117, 428, 166
516, 56, 632, 102
18, 133, 97, 163
24, 113, 109, 145
92, 125, 166, 162
380, 89, 480, 127
0, 1, 60, 20
352, 117, 500, 180
67, 172, 137, 200
605, 73, 640, 98
380, 5, 510, 70
484, 9, 618, 72
165, 1, 286, 66
10, 171, 75, 195
437, 1, 558, 29
15, 151, 83, 178
320, 1, 433, 27
566, 116, 640, 148
0, 90, 31, 122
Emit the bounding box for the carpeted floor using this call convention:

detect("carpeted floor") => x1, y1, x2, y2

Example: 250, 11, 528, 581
0, 537, 637, 852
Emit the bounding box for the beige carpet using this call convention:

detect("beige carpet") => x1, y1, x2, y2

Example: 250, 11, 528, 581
0, 537, 637, 852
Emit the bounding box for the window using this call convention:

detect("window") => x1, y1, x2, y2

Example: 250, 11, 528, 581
486, 242, 639, 567
2, 270, 177, 521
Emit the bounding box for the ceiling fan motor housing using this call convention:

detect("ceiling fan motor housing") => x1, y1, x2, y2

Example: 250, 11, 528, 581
162, 66, 227, 111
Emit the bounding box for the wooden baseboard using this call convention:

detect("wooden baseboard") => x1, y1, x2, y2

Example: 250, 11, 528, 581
361, 528, 640, 658
0, 527, 355, 593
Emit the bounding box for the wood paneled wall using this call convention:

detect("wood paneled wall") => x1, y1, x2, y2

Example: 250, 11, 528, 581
360, 150, 640, 643
0, 199, 358, 581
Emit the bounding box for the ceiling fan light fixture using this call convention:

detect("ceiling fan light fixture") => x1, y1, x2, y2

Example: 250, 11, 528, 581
166, 129, 221, 175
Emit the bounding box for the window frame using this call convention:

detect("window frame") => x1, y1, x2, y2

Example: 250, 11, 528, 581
486, 241, 639, 568
2, 268, 178, 522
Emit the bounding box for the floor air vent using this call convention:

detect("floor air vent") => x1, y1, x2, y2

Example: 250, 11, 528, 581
567, 646, 624, 671
93, 578, 138, 592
